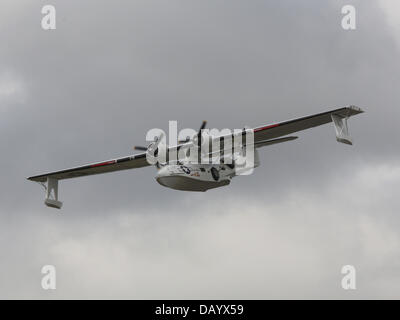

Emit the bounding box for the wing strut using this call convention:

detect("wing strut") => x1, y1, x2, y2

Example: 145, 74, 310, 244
43, 177, 62, 209
331, 113, 352, 145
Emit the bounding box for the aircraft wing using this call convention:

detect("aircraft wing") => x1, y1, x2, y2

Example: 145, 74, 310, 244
28, 105, 364, 209
29, 105, 363, 183
212, 105, 363, 154
27, 152, 149, 183
251, 105, 364, 143
254, 136, 298, 148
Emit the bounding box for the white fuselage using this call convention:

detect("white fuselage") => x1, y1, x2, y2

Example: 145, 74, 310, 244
155, 164, 235, 191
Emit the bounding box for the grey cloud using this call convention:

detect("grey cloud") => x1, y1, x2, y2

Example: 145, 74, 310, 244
2, 162, 400, 299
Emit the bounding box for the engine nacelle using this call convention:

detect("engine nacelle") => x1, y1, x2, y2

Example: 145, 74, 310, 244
146, 133, 168, 165
147, 143, 168, 165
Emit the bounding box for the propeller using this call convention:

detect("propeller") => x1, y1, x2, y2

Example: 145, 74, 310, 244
178, 120, 207, 144
134, 121, 207, 150
134, 146, 147, 151
146, 132, 165, 166
134, 132, 165, 152
199, 120, 207, 131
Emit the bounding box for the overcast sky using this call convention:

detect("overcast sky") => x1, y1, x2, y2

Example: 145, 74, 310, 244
1, 0, 399, 299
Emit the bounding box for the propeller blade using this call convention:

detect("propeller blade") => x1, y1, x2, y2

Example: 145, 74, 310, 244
199, 120, 207, 132
134, 146, 147, 151
177, 121, 207, 144
153, 132, 164, 143
134, 132, 165, 151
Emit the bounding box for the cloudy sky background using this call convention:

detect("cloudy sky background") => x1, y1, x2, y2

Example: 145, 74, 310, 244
1, 0, 399, 299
